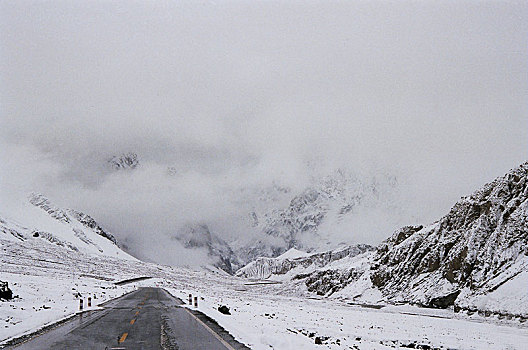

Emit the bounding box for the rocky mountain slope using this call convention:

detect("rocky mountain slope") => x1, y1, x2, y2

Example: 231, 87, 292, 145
1, 194, 134, 260
370, 162, 528, 317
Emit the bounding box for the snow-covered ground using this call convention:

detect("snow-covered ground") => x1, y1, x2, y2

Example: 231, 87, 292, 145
169, 287, 528, 350
2, 235, 528, 350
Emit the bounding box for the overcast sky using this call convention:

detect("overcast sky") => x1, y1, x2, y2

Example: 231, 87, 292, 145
1, 1, 527, 263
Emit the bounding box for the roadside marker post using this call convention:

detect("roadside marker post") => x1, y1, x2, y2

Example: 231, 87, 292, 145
79, 299, 83, 311
88, 297, 92, 307
194, 296, 198, 308
188, 294, 192, 305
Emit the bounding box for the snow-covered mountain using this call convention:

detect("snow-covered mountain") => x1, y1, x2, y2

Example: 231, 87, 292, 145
1, 194, 135, 260
95, 152, 407, 273
235, 245, 373, 281
161, 169, 403, 273
236, 162, 528, 319
234, 170, 404, 265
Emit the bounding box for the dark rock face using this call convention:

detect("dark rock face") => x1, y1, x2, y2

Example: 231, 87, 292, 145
29, 194, 71, 223
370, 162, 528, 308
304, 268, 365, 296
68, 210, 117, 244
0, 281, 13, 300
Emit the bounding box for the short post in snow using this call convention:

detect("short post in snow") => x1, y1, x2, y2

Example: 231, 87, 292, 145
188, 294, 192, 305
79, 299, 83, 311
88, 297, 92, 307
194, 296, 198, 308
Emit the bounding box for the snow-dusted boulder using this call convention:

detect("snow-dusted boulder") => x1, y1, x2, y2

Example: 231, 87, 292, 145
0, 281, 13, 300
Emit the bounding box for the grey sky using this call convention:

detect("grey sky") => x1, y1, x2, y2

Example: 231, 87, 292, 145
1, 1, 527, 263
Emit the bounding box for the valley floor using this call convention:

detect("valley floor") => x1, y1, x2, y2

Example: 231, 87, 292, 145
1, 238, 527, 350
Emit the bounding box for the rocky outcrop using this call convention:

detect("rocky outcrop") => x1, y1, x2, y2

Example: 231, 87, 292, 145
302, 267, 366, 296
0, 281, 13, 300
29, 194, 71, 223
68, 210, 117, 244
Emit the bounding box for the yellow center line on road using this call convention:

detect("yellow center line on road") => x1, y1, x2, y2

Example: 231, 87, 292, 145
119, 332, 128, 343
130, 319, 136, 325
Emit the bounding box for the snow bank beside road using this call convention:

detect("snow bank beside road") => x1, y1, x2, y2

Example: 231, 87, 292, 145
0, 272, 135, 344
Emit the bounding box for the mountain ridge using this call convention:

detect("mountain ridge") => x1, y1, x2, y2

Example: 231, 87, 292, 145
1, 194, 134, 260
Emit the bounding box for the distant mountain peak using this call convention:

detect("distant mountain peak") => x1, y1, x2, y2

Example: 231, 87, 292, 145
235, 171, 403, 264
108, 152, 139, 170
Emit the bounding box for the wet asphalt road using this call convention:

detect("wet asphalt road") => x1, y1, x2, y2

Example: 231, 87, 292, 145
9, 287, 242, 350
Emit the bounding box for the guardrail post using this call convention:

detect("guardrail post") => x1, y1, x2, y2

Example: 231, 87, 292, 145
79, 299, 83, 311
194, 296, 198, 308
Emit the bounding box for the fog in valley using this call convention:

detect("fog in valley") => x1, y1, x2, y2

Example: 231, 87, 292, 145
1, 1, 527, 265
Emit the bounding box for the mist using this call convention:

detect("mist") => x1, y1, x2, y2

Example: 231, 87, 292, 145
1, 1, 527, 265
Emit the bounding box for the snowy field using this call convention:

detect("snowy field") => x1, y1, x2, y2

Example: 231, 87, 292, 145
1, 237, 528, 350
167, 282, 528, 350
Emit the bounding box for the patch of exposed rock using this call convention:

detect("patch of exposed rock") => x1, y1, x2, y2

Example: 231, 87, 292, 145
108, 152, 139, 170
